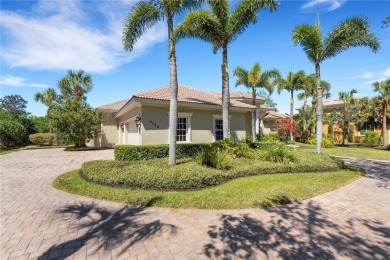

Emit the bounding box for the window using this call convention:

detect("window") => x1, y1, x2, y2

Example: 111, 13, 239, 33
176, 117, 187, 142
215, 119, 223, 141
358, 125, 374, 136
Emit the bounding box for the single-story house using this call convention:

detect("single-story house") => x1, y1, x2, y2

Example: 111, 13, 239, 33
88, 84, 282, 147
321, 99, 390, 144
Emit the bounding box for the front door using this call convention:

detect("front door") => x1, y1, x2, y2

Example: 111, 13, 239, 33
127, 121, 139, 145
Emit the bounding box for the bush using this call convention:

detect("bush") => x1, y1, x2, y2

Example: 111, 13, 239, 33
348, 125, 354, 143
115, 143, 209, 161
262, 143, 297, 163
29, 133, 55, 145
0, 118, 26, 147
81, 151, 345, 190
259, 133, 280, 142
249, 141, 278, 150
306, 137, 316, 145
364, 131, 380, 147
233, 142, 251, 158
197, 146, 232, 170
322, 137, 335, 148
354, 136, 365, 143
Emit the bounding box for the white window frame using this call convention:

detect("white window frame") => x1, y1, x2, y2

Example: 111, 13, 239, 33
167, 112, 193, 143
358, 125, 374, 136
212, 114, 232, 142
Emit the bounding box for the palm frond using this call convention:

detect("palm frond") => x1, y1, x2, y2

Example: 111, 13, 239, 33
175, 10, 222, 50
248, 63, 261, 87
292, 24, 324, 64
123, 1, 162, 52
208, 0, 230, 29
161, 0, 204, 14
227, 0, 278, 42
324, 16, 380, 59
233, 66, 249, 87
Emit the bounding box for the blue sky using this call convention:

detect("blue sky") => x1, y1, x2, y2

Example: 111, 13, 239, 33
1, 0, 389, 116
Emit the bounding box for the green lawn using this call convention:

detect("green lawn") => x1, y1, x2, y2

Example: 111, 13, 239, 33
54, 169, 361, 209
298, 143, 389, 161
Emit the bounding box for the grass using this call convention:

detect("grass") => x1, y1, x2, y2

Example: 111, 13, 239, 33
0, 145, 68, 155
81, 150, 343, 190
53, 169, 361, 209
298, 143, 389, 161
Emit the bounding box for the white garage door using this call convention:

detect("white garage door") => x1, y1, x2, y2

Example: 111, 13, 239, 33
127, 121, 139, 145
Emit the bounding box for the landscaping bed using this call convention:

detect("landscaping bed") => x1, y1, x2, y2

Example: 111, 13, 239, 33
80, 151, 347, 190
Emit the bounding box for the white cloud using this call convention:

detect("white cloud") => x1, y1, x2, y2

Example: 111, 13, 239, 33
301, 0, 347, 12
357, 67, 390, 87
0, 0, 167, 73
0, 74, 51, 88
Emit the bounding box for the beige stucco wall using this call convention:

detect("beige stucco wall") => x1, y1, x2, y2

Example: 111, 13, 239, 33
87, 112, 118, 147
263, 120, 277, 134
117, 106, 142, 145
141, 105, 247, 145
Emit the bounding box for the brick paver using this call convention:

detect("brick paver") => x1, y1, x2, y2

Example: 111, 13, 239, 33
1, 149, 389, 259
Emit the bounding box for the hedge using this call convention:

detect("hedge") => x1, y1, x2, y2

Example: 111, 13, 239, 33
114, 143, 210, 161
29, 133, 55, 145
364, 131, 380, 147
81, 153, 349, 190
0, 119, 26, 147
354, 136, 365, 144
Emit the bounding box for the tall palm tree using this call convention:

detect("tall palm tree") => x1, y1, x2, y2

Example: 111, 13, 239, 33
176, 0, 279, 139
277, 70, 305, 141
233, 63, 280, 141
292, 15, 380, 153
123, 0, 202, 165
372, 79, 390, 146
298, 73, 330, 132
58, 70, 93, 102
338, 89, 358, 146
34, 88, 58, 145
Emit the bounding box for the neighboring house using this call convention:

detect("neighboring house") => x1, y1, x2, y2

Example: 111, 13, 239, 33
88, 84, 275, 147
321, 99, 390, 144
262, 111, 288, 134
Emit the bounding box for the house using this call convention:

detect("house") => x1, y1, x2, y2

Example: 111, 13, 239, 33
321, 99, 390, 144
88, 84, 279, 147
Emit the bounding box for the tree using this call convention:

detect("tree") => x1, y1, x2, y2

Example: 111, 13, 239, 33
53, 71, 102, 147
58, 70, 93, 102
30, 116, 49, 133
34, 88, 58, 145
0, 111, 26, 147
331, 89, 358, 146
382, 16, 390, 28
295, 106, 316, 136
298, 73, 330, 132
292, 15, 380, 153
123, 0, 202, 165
256, 89, 278, 112
176, 0, 279, 141
276, 70, 305, 141
0, 94, 27, 120
372, 79, 390, 146
233, 62, 280, 141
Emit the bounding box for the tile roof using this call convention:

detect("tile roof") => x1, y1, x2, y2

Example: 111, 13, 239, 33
97, 99, 130, 111
133, 84, 256, 108
230, 90, 266, 101
263, 110, 288, 120
322, 99, 344, 107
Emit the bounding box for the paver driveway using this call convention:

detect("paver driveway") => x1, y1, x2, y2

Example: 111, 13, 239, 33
1, 149, 389, 260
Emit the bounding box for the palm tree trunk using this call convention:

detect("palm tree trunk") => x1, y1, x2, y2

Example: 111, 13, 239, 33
383, 99, 387, 146
167, 13, 178, 165
315, 63, 323, 154
290, 90, 294, 142
222, 47, 230, 139
252, 87, 256, 142
303, 95, 307, 132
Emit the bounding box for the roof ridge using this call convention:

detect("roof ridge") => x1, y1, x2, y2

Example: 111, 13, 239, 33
97, 98, 130, 108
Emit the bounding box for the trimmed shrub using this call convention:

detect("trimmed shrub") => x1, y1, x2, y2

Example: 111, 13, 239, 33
115, 143, 209, 161
197, 146, 232, 170
306, 137, 316, 145
322, 137, 335, 148
262, 143, 297, 163
233, 142, 251, 158
364, 131, 380, 147
249, 141, 278, 150
354, 136, 365, 143
348, 125, 354, 143
0, 119, 26, 147
259, 133, 280, 142
29, 133, 55, 145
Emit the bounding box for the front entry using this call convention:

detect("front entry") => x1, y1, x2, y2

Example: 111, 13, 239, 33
127, 121, 139, 145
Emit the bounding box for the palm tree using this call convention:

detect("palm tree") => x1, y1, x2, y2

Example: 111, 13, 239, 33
123, 0, 202, 165
233, 63, 280, 141
372, 79, 390, 146
337, 89, 358, 146
298, 73, 330, 132
176, 0, 279, 139
58, 70, 93, 102
34, 88, 58, 145
292, 15, 380, 153
277, 70, 305, 141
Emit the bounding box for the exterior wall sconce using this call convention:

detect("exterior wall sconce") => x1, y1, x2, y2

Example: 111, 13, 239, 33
120, 122, 124, 130
135, 114, 141, 127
